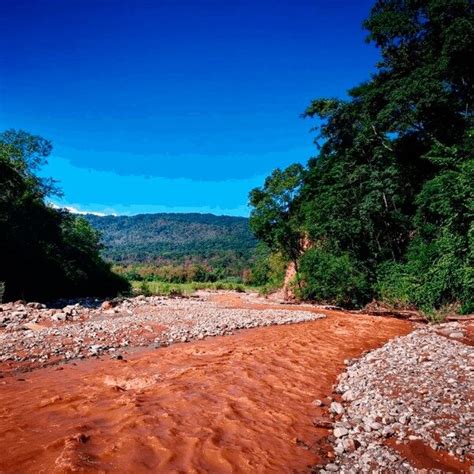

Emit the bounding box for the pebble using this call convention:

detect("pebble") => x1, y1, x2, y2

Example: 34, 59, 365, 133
341, 390, 354, 402
0, 294, 325, 371
333, 427, 348, 438
319, 320, 473, 472
330, 402, 344, 415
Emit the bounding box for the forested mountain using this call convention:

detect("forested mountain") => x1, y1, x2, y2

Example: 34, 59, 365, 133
85, 213, 257, 268
250, 0, 473, 315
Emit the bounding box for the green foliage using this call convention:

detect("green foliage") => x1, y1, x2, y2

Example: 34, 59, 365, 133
248, 243, 287, 288
139, 280, 152, 297
297, 249, 370, 307
131, 280, 253, 296
168, 286, 184, 297
375, 261, 415, 308
249, 0, 473, 313
378, 152, 474, 314
0, 130, 130, 301
86, 213, 257, 281
249, 164, 305, 264
115, 262, 220, 284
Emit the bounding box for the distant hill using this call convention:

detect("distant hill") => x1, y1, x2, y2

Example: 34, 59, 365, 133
85, 213, 257, 267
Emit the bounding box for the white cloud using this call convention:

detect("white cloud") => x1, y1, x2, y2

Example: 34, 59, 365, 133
47, 202, 113, 217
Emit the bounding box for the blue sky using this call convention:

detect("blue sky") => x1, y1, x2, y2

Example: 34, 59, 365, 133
1, 0, 378, 216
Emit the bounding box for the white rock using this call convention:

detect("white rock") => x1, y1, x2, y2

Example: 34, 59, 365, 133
334, 427, 349, 438
330, 402, 344, 415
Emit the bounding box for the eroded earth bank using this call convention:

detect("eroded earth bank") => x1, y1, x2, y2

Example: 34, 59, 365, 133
0, 292, 472, 473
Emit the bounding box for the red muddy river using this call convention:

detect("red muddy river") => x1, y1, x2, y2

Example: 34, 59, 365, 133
0, 301, 412, 473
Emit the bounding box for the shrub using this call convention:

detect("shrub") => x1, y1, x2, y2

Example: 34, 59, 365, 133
249, 244, 287, 289
296, 248, 369, 308
376, 231, 473, 316
138, 281, 151, 296
169, 286, 183, 297
375, 261, 416, 309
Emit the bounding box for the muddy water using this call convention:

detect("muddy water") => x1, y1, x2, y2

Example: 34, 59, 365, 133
0, 308, 412, 473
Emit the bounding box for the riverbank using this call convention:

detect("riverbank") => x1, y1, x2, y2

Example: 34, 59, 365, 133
0, 292, 412, 473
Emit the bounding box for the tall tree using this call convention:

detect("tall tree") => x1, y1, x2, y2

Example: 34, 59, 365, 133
0, 130, 129, 301
249, 0, 473, 313
249, 164, 305, 267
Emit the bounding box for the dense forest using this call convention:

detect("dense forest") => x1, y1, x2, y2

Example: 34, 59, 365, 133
86, 214, 255, 263
250, 0, 473, 315
85, 213, 257, 282
0, 130, 129, 301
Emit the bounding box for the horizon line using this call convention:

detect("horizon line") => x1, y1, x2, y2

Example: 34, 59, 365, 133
48, 202, 251, 219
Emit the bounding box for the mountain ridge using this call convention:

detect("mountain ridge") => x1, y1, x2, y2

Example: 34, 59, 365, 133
84, 212, 257, 266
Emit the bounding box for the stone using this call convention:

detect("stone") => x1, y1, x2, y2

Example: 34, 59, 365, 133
27, 302, 45, 309
313, 417, 332, 429
342, 438, 358, 453
334, 444, 344, 455
370, 422, 382, 431
333, 427, 349, 438
89, 345, 101, 355
342, 390, 355, 402
321, 322, 473, 472
382, 426, 394, 437
399, 414, 410, 425
330, 402, 344, 415
101, 301, 113, 310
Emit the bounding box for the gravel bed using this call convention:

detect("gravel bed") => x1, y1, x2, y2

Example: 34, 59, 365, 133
316, 322, 473, 473
0, 294, 325, 372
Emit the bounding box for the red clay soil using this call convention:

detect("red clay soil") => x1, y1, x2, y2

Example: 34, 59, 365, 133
387, 439, 471, 473
0, 302, 412, 473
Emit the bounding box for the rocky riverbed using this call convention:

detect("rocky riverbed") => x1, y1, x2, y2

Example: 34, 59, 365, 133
317, 320, 474, 473
1, 292, 472, 472
0, 295, 412, 474
0, 293, 325, 374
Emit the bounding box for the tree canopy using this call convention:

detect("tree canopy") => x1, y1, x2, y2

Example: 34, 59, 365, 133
0, 130, 129, 301
249, 0, 473, 314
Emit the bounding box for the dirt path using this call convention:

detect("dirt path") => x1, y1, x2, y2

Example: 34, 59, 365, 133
0, 300, 412, 473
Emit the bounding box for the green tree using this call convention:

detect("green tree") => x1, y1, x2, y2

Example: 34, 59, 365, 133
249, 164, 305, 267
297, 248, 369, 307
248, 243, 287, 288
0, 129, 129, 301
249, 0, 473, 314
378, 138, 473, 313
